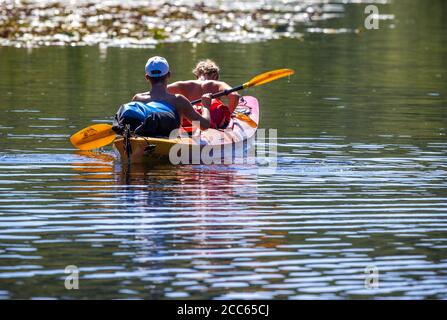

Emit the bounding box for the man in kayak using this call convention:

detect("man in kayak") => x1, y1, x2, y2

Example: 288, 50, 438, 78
112, 56, 211, 137
133, 59, 240, 129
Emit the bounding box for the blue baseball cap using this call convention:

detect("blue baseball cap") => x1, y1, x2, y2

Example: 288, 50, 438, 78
145, 56, 169, 77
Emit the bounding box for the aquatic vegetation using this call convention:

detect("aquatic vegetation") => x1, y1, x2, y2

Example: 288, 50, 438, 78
0, 0, 362, 48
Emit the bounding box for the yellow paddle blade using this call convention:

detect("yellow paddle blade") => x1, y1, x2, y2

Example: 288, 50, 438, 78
243, 68, 295, 89
70, 124, 116, 151
235, 112, 258, 128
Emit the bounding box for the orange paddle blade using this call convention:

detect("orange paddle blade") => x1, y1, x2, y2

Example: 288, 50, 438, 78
243, 68, 295, 88
70, 124, 116, 150
235, 112, 258, 128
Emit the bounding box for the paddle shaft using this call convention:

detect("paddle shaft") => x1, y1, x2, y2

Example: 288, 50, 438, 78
189, 68, 294, 105
190, 85, 243, 105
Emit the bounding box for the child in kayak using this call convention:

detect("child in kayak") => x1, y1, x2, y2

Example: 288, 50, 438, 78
133, 59, 240, 129
112, 56, 211, 137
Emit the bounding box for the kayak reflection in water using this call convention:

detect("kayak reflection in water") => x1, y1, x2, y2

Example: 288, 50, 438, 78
112, 56, 212, 138
133, 59, 240, 129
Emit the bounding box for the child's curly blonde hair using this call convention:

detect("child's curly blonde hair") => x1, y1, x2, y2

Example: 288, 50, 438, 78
192, 59, 220, 79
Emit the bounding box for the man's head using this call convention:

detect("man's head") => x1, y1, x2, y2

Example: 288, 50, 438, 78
193, 59, 220, 80
145, 56, 170, 85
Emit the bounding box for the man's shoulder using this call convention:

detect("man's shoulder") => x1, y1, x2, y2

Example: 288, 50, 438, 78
202, 80, 228, 90
132, 92, 151, 102
170, 80, 200, 86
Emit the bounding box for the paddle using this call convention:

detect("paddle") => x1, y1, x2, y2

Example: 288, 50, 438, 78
70, 124, 116, 151
189, 68, 294, 105
70, 68, 295, 150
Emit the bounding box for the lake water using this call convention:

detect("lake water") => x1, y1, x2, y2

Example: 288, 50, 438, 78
0, 0, 446, 299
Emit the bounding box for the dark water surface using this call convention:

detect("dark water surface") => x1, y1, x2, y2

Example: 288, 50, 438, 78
0, 1, 447, 299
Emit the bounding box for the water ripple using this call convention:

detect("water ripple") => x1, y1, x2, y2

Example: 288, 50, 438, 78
0, 135, 446, 299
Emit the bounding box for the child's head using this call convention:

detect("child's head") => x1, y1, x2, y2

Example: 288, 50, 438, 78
193, 59, 220, 80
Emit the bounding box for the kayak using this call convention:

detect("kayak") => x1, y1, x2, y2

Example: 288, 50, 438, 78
113, 96, 259, 164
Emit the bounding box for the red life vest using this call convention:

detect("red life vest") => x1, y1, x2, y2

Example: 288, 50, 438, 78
182, 99, 231, 130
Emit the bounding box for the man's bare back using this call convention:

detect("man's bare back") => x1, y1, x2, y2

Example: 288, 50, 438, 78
167, 80, 224, 101
167, 80, 240, 113
133, 80, 239, 113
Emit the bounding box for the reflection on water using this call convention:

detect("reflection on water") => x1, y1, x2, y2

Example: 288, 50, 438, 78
0, 0, 447, 299
0, 136, 446, 299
